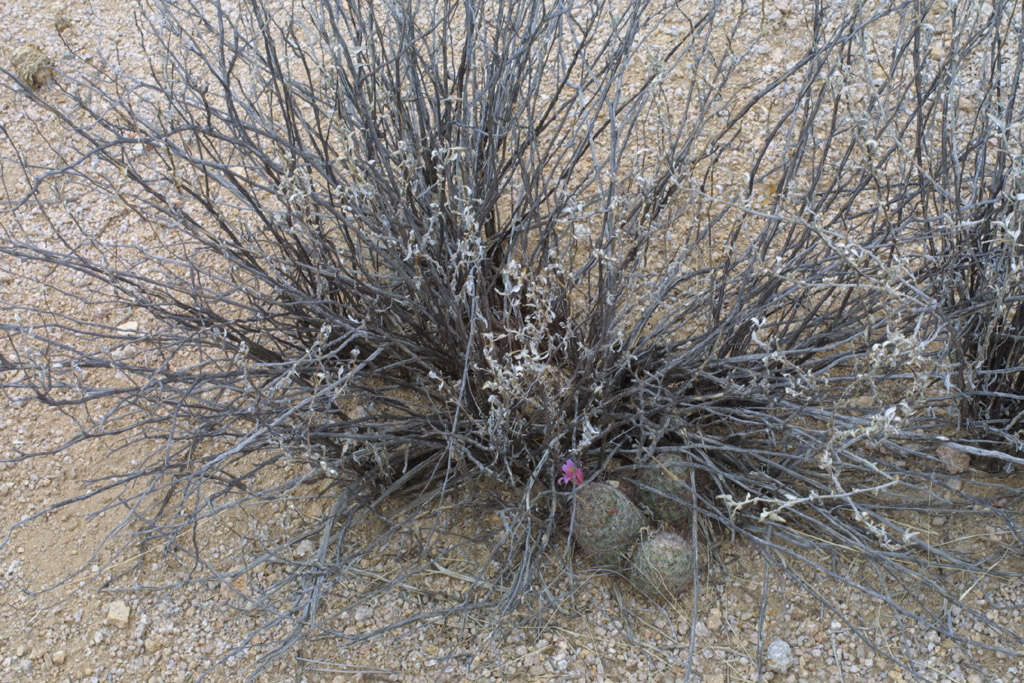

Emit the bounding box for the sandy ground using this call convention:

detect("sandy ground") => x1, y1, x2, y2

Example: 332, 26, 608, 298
1, 0, 1023, 681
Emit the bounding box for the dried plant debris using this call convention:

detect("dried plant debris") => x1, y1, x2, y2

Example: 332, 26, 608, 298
54, 7, 73, 34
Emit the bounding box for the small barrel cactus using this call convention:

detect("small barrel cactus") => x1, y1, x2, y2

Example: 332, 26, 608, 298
634, 456, 696, 527
11, 45, 55, 90
572, 482, 645, 566
630, 531, 696, 599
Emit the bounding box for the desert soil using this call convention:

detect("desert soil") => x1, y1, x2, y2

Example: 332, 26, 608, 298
1, 0, 1023, 681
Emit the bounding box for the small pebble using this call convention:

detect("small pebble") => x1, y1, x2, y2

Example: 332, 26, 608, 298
107, 599, 131, 627
766, 639, 793, 673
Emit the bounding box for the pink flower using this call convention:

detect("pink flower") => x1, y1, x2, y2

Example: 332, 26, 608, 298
558, 459, 584, 487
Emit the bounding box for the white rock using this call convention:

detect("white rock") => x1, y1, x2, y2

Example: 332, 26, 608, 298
52, 650, 66, 666
294, 539, 315, 558
354, 605, 373, 623
106, 599, 130, 627
133, 611, 151, 640
766, 638, 793, 673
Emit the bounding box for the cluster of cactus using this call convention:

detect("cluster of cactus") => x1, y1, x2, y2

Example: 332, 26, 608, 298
572, 482, 646, 566
633, 455, 695, 526
570, 456, 699, 599
630, 531, 695, 599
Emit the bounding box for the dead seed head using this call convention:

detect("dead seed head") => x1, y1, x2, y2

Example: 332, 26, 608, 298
54, 7, 73, 34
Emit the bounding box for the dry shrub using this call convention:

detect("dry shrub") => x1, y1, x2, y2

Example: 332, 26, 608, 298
1, 0, 1022, 678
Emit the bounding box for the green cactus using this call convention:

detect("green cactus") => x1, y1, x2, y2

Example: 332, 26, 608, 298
572, 482, 645, 567
634, 456, 695, 527
630, 531, 695, 599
